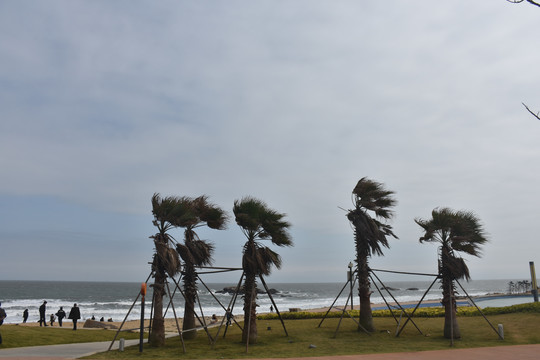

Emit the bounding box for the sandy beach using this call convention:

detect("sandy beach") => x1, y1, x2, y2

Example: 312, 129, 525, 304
15, 317, 221, 333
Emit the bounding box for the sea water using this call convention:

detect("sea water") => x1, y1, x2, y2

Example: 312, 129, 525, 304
0, 279, 535, 324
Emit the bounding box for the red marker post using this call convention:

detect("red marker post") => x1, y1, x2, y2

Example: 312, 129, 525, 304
139, 283, 147, 352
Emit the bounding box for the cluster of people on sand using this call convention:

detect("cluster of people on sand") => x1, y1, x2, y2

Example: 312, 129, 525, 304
17, 301, 113, 330
27, 301, 82, 330
0, 300, 118, 345
89, 315, 114, 322
0, 300, 80, 345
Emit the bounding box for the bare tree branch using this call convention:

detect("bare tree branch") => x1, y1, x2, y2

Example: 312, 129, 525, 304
506, 0, 540, 8
522, 103, 540, 120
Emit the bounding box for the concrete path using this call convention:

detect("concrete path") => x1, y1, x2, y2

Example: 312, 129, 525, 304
0, 342, 539, 359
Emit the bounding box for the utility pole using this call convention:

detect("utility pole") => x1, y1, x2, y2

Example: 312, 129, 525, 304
348, 262, 354, 310
529, 262, 538, 302
140, 283, 147, 352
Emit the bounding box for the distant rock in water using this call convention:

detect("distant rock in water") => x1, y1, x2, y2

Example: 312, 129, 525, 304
216, 286, 279, 295
406, 288, 419, 291
216, 286, 236, 294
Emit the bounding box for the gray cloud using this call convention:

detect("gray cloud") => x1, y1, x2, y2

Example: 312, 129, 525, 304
1, 1, 539, 282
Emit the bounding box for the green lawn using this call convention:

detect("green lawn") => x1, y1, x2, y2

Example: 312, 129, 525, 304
85, 312, 540, 359
2, 309, 539, 359
0, 325, 141, 349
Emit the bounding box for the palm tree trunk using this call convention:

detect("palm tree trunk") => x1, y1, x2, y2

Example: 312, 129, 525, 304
149, 270, 166, 346
182, 263, 197, 339
440, 246, 461, 340
357, 255, 375, 332
441, 275, 460, 339
242, 272, 258, 344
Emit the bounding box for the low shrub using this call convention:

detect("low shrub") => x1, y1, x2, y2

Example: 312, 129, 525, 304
257, 301, 540, 320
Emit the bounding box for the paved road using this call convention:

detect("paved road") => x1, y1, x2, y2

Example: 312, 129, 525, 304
1, 342, 539, 359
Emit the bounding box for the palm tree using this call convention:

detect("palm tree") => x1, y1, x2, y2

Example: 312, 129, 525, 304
174, 196, 228, 339
149, 193, 183, 346
346, 177, 397, 332
524, 280, 532, 293
415, 207, 488, 339
517, 280, 525, 293
233, 197, 293, 344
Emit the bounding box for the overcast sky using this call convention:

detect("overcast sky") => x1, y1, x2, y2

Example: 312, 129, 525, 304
1, 1, 539, 284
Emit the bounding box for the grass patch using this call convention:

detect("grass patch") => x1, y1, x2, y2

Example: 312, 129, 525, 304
258, 301, 540, 320
85, 312, 540, 359
0, 325, 141, 349
3, 303, 540, 359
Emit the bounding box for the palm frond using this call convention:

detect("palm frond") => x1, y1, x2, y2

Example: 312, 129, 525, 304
417, 207, 488, 256
235, 196, 293, 276
352, 177, 397, 220
441, 249, 471, 281
177, 229, 215, 268
242, 242, 282, 276
234, 197, 292, 245
154, 240, 182, 277
169, 196, 198, 228
257, 246, 282, 275
175, 243, 191, 264
193, 196, 229, 230
417, 207, 488, 280
187, 239, 215, 266
347, 204, 396, 257
260, 209, 292, 247
233, 197, 266, 231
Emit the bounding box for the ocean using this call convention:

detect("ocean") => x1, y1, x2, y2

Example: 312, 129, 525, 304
0, 279, 535, 325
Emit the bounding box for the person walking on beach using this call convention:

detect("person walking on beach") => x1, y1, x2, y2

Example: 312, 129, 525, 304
68, 303, 81, 330
49, 313, 55, 326
225, 308, 233, 326
0, 302, 6, 345
23, 309, 28, 323
56, 307, 66, 327
39, 301, 47, 327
